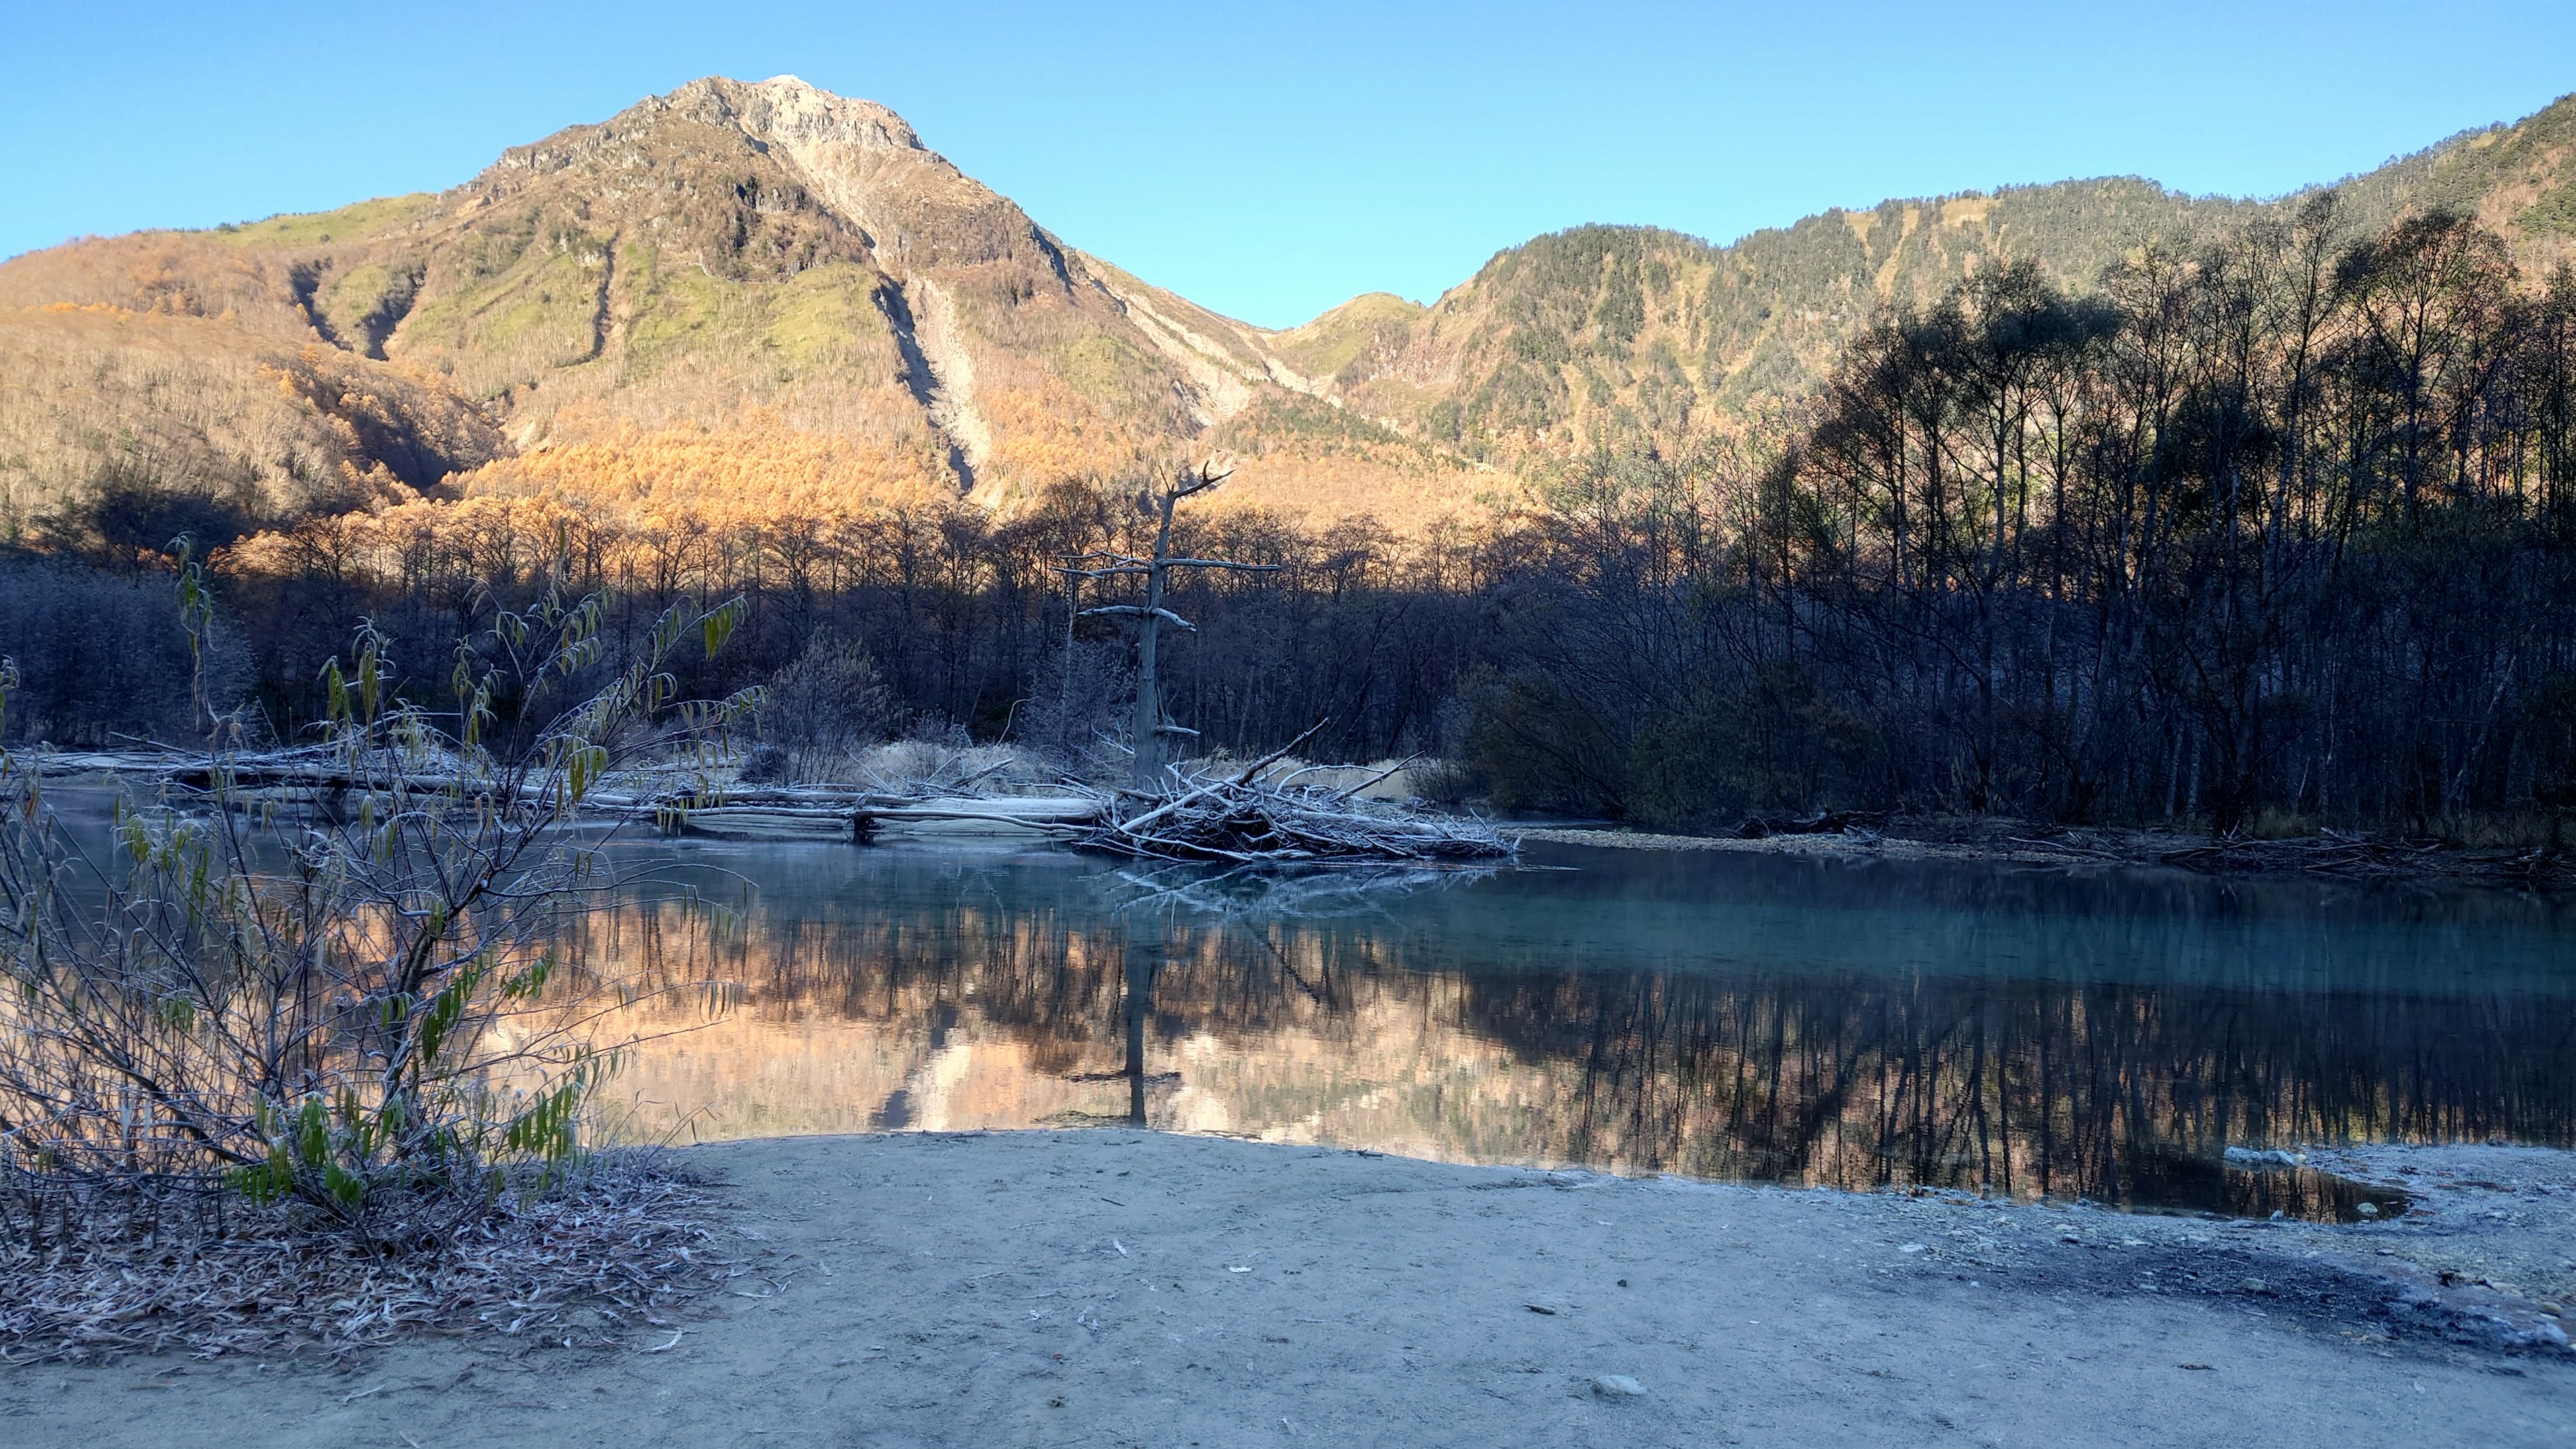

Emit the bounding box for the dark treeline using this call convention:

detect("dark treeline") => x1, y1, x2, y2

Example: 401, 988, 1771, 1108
0, 555, 244, 745
1739, 199, 2576, 831
200, 488, 1498, 771
12, 199, 2576, 837
1471, 197, 2576, 834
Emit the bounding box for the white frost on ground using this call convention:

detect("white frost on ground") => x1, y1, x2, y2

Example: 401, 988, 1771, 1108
9, 1132, 2572, 1448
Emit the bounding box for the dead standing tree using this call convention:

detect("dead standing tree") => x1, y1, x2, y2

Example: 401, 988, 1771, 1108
1057, 461, 1513, 863
1062, 460, 1279, 792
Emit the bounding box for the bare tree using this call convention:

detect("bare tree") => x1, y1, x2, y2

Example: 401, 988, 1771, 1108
758, 627, 894, 782
1061, 460, 1279, 792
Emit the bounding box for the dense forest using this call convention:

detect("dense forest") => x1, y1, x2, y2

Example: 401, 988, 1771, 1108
7, 199, 2576, 839
1481, 197, 2576, 835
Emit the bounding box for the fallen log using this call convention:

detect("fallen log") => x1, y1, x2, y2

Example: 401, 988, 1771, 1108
643, 796, 1109, 843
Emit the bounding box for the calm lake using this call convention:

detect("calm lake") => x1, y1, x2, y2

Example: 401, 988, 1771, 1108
574, 838, 2576, 1221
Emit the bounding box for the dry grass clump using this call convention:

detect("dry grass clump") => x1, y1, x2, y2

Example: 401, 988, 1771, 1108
853, 739, 1042, 794
0, 1157, 730, 1363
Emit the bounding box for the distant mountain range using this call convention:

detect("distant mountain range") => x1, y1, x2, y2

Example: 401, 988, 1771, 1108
5, 76, 2573, 538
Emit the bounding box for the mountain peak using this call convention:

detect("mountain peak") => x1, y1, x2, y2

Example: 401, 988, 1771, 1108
688, 74, 928, 156
490, 74, 931, 183
455, 72, 1046, 288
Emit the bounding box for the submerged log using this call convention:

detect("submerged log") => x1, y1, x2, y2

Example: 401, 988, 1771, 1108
648, 794, 1108, 843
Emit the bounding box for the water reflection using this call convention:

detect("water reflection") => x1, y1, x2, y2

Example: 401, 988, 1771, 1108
570, 841, 2576, 1219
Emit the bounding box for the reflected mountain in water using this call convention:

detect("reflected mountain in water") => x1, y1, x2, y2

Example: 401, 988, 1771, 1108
569, 841, 2576, 1218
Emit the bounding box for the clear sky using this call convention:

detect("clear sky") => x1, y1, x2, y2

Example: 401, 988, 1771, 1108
3, 1, 2571, 328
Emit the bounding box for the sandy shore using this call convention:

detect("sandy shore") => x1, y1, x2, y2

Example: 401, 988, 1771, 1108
7, 1133, 2573, 1448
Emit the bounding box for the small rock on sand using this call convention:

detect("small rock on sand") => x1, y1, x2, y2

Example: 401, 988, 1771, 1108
1593, 1375, 1647, 1397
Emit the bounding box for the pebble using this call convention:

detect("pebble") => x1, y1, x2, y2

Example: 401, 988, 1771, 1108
2239, 1278, 2268, 1295
1592, 1375, 1647, 1397
2356, 1202, 2380, 1218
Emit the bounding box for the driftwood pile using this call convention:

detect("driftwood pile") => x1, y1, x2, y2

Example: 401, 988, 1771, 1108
27, 743, 451, 795
34, 739, 1518, 867
1073, 728, 1515, 865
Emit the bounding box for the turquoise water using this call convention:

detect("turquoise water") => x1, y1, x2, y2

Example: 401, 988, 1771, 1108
574, 838, 2576, 1219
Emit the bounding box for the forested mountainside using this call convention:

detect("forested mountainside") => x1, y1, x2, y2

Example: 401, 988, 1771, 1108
0, 76, 1483, 543
7, 78, 2575, 544
1328, 95, 2576, 469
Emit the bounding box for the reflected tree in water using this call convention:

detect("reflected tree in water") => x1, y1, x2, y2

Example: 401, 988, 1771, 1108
553, 849, 2575, 1211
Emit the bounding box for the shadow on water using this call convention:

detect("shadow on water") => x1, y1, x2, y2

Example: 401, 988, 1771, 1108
567, 839, 2576, 1222
2131, 1150, 2410, 1224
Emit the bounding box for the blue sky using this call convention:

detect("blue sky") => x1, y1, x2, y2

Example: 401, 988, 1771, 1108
2, 2, 2571, 328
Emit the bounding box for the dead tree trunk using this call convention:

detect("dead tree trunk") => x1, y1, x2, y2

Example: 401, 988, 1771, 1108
1063, 460, 1279, 794
1130, 496, 1172, 789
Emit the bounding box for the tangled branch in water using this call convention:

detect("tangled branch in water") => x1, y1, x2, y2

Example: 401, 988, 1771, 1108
1073, 725, 1517, 865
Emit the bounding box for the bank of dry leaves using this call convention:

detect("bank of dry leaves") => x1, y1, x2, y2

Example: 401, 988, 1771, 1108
0, 1159, 733, 1362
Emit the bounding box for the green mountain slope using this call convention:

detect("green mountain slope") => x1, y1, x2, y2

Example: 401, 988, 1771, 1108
1310, 96, 2576, 465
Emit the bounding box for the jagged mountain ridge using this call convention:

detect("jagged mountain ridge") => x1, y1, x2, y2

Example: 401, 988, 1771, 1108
5, 78, 2574, 538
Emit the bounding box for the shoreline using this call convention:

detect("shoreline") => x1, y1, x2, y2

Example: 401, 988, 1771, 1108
1519, 819, 2576, 888
29, 757, 2569, 889
11, 1132, 2571, 1447
1518, 824, 2093, 867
